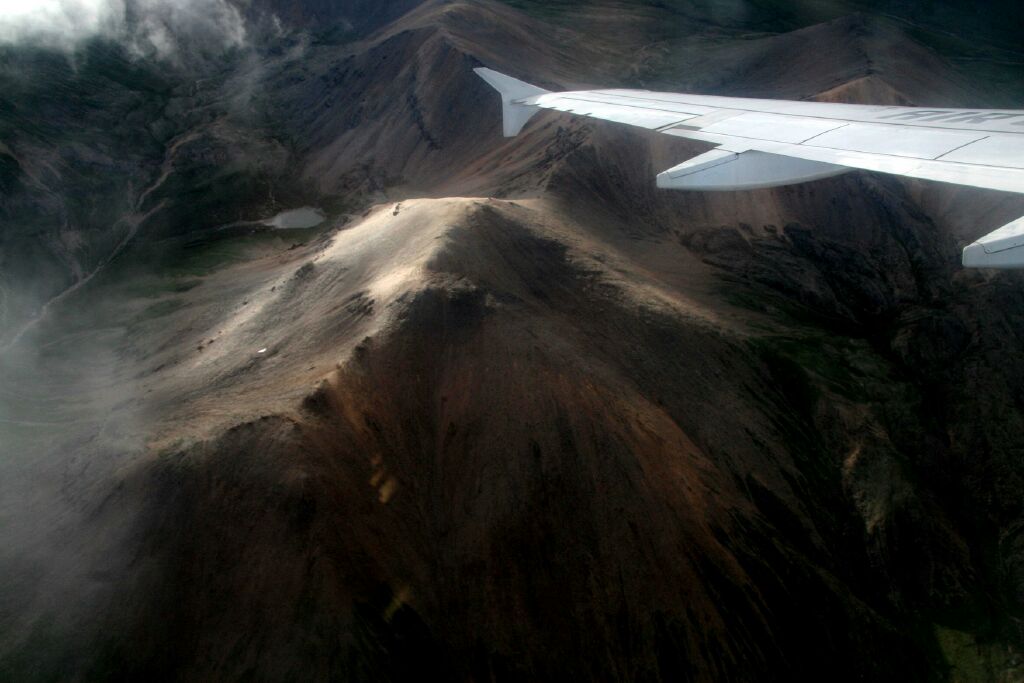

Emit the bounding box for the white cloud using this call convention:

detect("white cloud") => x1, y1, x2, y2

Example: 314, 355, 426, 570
0, 0, 117, 46
0, 0, 248, 59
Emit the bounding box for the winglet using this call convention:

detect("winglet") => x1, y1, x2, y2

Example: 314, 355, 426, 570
474, 67, 550, 137
962, 216, 1024, 269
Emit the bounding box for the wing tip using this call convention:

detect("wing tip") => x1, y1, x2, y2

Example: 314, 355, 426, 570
474, 67, 548, 137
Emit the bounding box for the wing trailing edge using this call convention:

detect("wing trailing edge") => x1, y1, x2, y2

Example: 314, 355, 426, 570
474, 67, 1024, 270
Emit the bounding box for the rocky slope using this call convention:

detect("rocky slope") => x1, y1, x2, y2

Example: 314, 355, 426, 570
2, 0, 1024, 681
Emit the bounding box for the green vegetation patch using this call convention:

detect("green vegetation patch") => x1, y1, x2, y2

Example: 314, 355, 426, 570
936, 625, 1024, 683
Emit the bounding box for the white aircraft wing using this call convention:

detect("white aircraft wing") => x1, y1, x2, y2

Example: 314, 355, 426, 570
475, 67, 1024, 269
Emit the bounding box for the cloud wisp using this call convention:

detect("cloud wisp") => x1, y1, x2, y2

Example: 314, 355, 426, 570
0, 0, 248, 61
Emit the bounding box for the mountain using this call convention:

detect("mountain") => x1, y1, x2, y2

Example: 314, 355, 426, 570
2, 1, 1024, 681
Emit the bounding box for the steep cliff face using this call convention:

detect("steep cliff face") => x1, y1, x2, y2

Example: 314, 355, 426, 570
2, 1, 1024, 681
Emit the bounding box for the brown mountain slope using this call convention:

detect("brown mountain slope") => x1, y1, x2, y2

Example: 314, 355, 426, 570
48, 199, 937, 681
691, 13, 977, 103
813, 75, 913, 105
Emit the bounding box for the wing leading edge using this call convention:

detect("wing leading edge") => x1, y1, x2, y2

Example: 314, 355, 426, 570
474, 67, 1024, 270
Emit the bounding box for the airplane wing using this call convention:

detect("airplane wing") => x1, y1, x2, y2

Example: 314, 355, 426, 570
474, 67, 1024, 269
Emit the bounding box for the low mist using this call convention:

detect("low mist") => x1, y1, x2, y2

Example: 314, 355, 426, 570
0, 0, 249, 61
